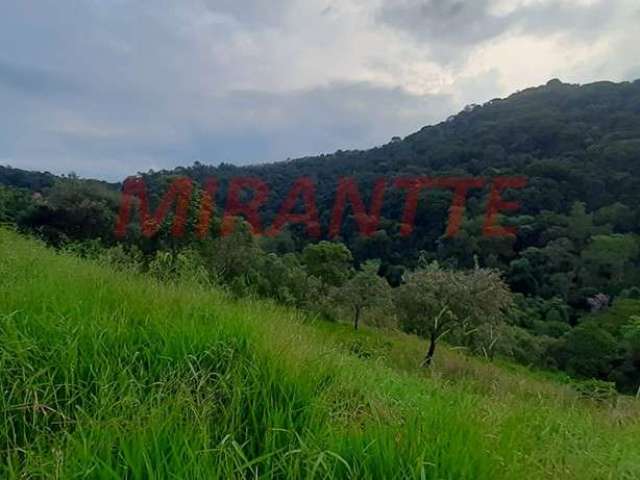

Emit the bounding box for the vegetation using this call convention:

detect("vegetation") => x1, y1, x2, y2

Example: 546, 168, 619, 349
1, 229, 640, 478
2, 79, 640, 392
329, 261, 391, 330
395, 266, 513, 365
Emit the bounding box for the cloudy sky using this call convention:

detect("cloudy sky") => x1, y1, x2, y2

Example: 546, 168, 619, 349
1, 0, 639, 180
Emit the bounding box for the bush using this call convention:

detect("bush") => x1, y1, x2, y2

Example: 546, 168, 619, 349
571, 379, 617, 404
345, 336, 392, 360
560, 322, 618, 378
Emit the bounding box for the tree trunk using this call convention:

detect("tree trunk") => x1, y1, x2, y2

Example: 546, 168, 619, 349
423, 334, 437, 367
354, 307, 361, 330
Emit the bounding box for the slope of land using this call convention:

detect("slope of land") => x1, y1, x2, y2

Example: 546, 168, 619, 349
1, 229, 639, 479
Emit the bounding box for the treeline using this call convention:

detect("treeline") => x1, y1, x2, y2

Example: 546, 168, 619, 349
1, 79, 640, 393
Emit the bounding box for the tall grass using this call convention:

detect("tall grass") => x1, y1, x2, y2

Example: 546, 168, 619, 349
1, 229, 639, 479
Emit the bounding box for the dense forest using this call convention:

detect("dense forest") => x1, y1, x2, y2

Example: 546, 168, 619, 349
2, 79, 640, 394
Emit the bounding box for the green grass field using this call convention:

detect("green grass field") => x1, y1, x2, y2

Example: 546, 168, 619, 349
1, 228, 639, 479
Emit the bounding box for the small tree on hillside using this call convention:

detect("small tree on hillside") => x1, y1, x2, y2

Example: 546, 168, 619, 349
394, 266, 513, 366
331, 261, 391, 330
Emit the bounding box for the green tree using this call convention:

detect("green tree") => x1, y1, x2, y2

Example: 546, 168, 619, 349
19, 178, 119, 245
330, 261, 391, 330
0, 186, 32, 224
395, 266, 513, 366
580, 234, 639, 292
199, 219, 262, 283
252, 253, 322, 308
566, 202, 594, 247
561, 321, 618, 379
594, 202, 634, 232
302, 241, 353, 290
622, 316, 640, 354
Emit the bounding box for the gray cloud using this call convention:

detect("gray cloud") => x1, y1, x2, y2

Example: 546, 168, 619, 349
379, 0, 510, 47
201, 0, 296, 27
377, 0, 613, 63
0, 80, 453, 179
626, 66, 640, 81
212, 82, 454, 161
0, 59, 80, 97
0, 0, 455, 180
0, 0, 637, 180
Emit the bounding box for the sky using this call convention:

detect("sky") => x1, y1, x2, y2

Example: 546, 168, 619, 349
1, 0, 639, 181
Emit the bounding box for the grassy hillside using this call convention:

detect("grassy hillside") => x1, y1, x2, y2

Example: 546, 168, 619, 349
1, 229, 639, 479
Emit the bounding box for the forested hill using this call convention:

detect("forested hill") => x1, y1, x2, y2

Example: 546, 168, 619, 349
3, 78, 640, 261
140, 78, 640, 269
136, 79, 640, 239
4, 78, 640, 267
152, 78, 640, 208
